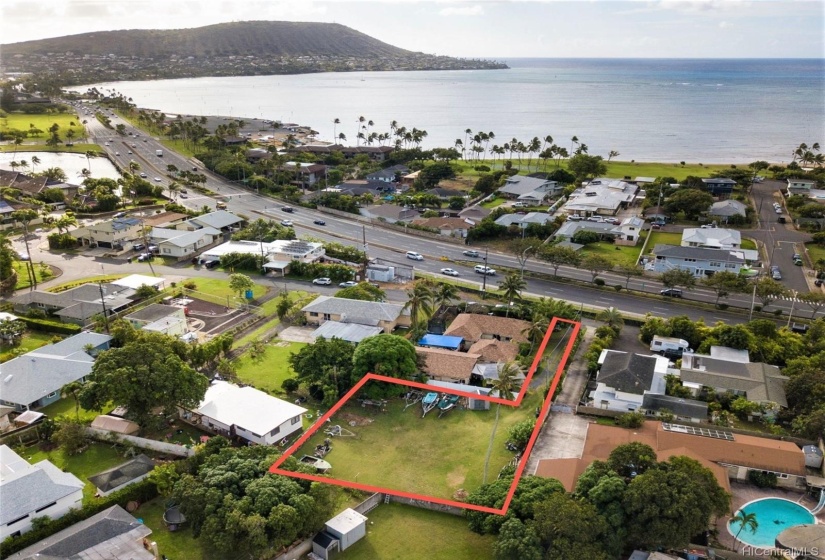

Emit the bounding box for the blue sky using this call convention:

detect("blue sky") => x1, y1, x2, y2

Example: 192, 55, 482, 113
1, 0, 823, 58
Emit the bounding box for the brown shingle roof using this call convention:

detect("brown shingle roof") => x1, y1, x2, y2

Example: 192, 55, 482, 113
445, 314, 530, 345
467, 339, 519, 363
416, 347, 479, 382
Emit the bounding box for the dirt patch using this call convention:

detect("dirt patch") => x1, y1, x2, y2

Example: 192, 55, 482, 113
453, 488, 468, 501
339, 412, 374, 426
446, 467, 466, 488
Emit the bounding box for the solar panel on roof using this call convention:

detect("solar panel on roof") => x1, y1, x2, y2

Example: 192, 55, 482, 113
662, 422, 734, 441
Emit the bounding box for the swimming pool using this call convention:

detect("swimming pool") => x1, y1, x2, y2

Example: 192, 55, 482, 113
728, 498, 816, 548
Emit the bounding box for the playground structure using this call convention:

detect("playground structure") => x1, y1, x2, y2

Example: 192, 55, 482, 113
422, 392, 440, 417
325, 424, 356, 437
437, 394, 460, 417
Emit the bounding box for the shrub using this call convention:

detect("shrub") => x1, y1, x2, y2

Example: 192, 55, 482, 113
614, 285, 623, 291
47, 232, 78, 250
617, 411, 646, 429
716, 303, 729, 310
281, 378, 300, 393
507, 419, 536, 451
594, 278, 606, 286
748, 470, 777, 488
19, 317, 81, 335
183, 280, 197, 290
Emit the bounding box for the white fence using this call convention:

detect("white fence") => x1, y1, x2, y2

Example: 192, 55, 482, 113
85, 427, 195, 457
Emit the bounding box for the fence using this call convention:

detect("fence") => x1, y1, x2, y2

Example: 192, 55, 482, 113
386, 494, 465, 516
85, 427, 195, 457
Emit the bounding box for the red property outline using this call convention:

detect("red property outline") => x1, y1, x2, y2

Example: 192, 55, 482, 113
270, 317, 581, 515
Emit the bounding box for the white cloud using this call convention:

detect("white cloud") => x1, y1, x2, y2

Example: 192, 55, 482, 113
439, 5, 484, 16
718, 20, 730, 28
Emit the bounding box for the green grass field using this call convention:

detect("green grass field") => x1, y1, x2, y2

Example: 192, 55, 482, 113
579, 233, 647, 267
39, 397, 109, 423
0, 113, 86, 142
741, 238, 757, 250
0, 143, 103, 154
807, 243, 825, 265
342, 502, 493, 560
604, 161, 729, 181
182, 277, 268, 302
0, 330, 56, 363
234, 341, 305, 394
13, 260, 54, 290
14, 441, 128, 503
295, 389, 542, 500
646, 231, 683, 250
480, 196, 505, 209
135, 498, 232, 560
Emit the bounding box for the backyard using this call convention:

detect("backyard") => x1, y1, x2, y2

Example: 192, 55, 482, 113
0, 330, 55, 362
341, 502, 493, 560
578, 232, 647, 267
292, 389, 543, 500
234, 340, 306, 395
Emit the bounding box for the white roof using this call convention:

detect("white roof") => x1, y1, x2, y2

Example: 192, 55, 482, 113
202, 239, 323, 260
326, 508, 367, 535
153, 227, 220, 248
195, 381, 307, 437
187, 210, 243, 230
0, 312, 19, 322
111, 274, 165, 290
681, 228, 741, 248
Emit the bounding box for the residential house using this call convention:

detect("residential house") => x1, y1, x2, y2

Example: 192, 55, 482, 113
472, 362, 527, 386
589, 350, 670, 412
400, 170, 420, 188
534, 420, 807, 493
0, 332, 112, 410
245, 148, 273, 162
88, 455, 155, 497
459, 206, 492, 222
679, 346, 788, 409
199, 239, 325, 275
360, 204, 418, 223
332, 180, 387, 197
787, 178, 817, 195
681, 227, 741, 250
708, 200, 748, 220
366, 164, 409, 184
702, 178, 737, 197
467, 339, 519, 364
498, 176, 560, 202
495, 211, 554, 231
410, 216, 473, 238
561, 179, 638, 217
612, 216, 645, 245
183, 381, 307, 445
0, 169, 48, 198
642, 205, 671, 223
181, 210, 245, 233
444, 314, 530, 349
0, 445, 85, 539
10, 283, 137, 325
647, 244, 745, 276
124, 303, 188, 336
282, 161, 327, 188
641, 393, 708, 423
70, 217, 142, 249
416, 347, 480, 383
302, 296, 410, 333
140, 211, 189, 228
555, 216, 645, 246
312, 321, 383, 344
5, 505, 154, 560
150, 226, 221, 258
425, 187, 466, 200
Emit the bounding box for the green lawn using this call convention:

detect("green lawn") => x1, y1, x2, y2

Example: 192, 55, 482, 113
480, 197, 505, 209
0, 113, 86, 142
234, 341, 305, 394
136, 498, 231, 560
143, 420, 209, 448
40, 397, 108, 423
14, 441, 128, 503
579, 233, 646, 267
0, 143, 103, 154
182, 277, 267, 302
605, 161, 729, 181
806, 243, 825, 266
646, 231, 683, 249
342, 502, 493, 560
294, 390, 543, 500
0, 330, 56, 363
13, 260, 54, 290
741, 238, 757, 251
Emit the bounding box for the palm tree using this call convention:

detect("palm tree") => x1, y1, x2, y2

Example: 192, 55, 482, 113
730, 510, 758, 551
523, 316, 549, 354
54, 214, 78, 234
607, 150, 620, 163
403, 281, 435, 325
434, 283, 458, 312
595, 306, 624, 331
483, 361, 524, 482
61, 381, 84, 420
30, 155, 41, 173
333, 117, 340, 140
499, 272, 527, 303
12, 209, 39, 289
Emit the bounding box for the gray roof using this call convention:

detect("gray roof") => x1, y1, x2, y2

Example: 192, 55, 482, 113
187, 210, 243, 230
702, 178, 737, 185
499, 176, 556, 196
642, 394, 708, 419
680, 361, 788, 406
555, 221, 619, 238
125, 303, 180, 323
88, 455, 154, 493
652, 244, 746, 264
312, 320, 383, 343
11, 283, 134, 309
155, 227, 220, 248
303, 296, 406, 324
0, 446, 84, 527
7, 505, 153, 560
361, 204, 415, 220
495, 212, 553, 227
0, 333, 110, 407
597, 352, 658, 395
709, 199, 748, 217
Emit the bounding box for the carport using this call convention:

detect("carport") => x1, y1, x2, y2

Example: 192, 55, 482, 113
263, 260, 291, 276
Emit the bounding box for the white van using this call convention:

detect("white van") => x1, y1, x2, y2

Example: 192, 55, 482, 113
406, 251, 424, 261
649, 336, 691, 356
474, 265, 496, 276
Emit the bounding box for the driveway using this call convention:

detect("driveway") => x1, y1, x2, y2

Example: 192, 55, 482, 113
278, 326, 316, 343
525, 413, 590, 475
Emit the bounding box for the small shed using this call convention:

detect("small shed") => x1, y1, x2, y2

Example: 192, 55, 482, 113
91, 414, 140, 435
803, 445, 824, 469
366, 264, 394, 282
325, 508, 367, 551
418, 334, 463, 351
311, 531, 339, 560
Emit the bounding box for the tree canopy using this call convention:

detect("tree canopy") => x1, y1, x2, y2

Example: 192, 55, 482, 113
352, 334, 418, 384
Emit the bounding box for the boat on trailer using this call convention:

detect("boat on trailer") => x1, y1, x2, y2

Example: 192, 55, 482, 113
437, 394, 460, 417
422, 392, 440, 417
300, 455, 332, 473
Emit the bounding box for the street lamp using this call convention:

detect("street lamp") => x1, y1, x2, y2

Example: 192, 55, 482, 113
520, 245, 535, 279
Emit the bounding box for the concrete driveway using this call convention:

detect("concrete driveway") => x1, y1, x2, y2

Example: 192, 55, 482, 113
278, 326, 316, 343
525, 413, 590, 475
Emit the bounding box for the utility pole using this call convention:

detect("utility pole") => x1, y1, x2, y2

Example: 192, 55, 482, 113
362, 225, 369, 281
97, 281, 110, 334
481, 246, 489, 298
786, 290, 798, 328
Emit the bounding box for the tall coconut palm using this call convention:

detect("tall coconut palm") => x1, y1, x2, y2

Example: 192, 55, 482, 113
523, 316, 549, 354
30, 155, 41, 173
434, 283, 458, 312
403, 281, 435, 325
499, 272, 527, 303
333, 117, 340, 140
730, 510, 758, 551
483, 360, 524, 482
11, 209, 39, 289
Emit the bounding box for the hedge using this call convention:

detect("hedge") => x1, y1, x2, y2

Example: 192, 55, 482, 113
18, 317, 81, 335
0, 479, 158, 558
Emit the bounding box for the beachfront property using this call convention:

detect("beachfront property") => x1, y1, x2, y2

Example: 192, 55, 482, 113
0, 445, 84, 539
646, 244, 746, 276
701, 178, 737, 197
182, 381, 307, 446
497, 175, 561, 203
0, 332, 112, 410
681, 227, 741, 250
560, 179, 639, 217
302, 296, 411, 333
786, 178, 817, 195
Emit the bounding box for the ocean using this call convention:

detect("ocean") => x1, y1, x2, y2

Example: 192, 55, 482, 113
81, 58, 824, 163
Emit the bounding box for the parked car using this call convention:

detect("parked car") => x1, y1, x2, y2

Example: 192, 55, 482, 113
586, 216, 604, 222
203, 260, 219, 269
139, 173, 147, 178
660, 288, 683, 298
312, 277, 332, 285
338, 281, 358, 288
137, 252, 153, 262
566, 215, 583, 221
651, 223, 662, 230
313, 219, 326, 226
462, 250, 480, 258
772, 269, 782, 280
602, 217, 619, 224
406, 251, 424, 261
148, 245, 159, 253
440, 268, 459, 277
113, 211, 126, 218
280, 220, 293, 227
132, 243, 145, 251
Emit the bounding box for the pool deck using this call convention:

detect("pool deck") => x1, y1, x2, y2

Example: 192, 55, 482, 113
714, 482, 824, 554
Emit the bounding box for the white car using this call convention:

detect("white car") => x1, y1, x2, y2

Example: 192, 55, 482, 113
280, 220, 294, 227
440, 268, 459, 277
338, 281, 358, 288
602, 217, 619, 224
154, 177, 162, 182
474, 265, 496, 276
406, 251, 424, 261
139, 173, 147, 178
312, 277, 332, 285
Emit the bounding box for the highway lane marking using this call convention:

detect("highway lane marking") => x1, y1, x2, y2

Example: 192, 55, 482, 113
652, 307, 669, 312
